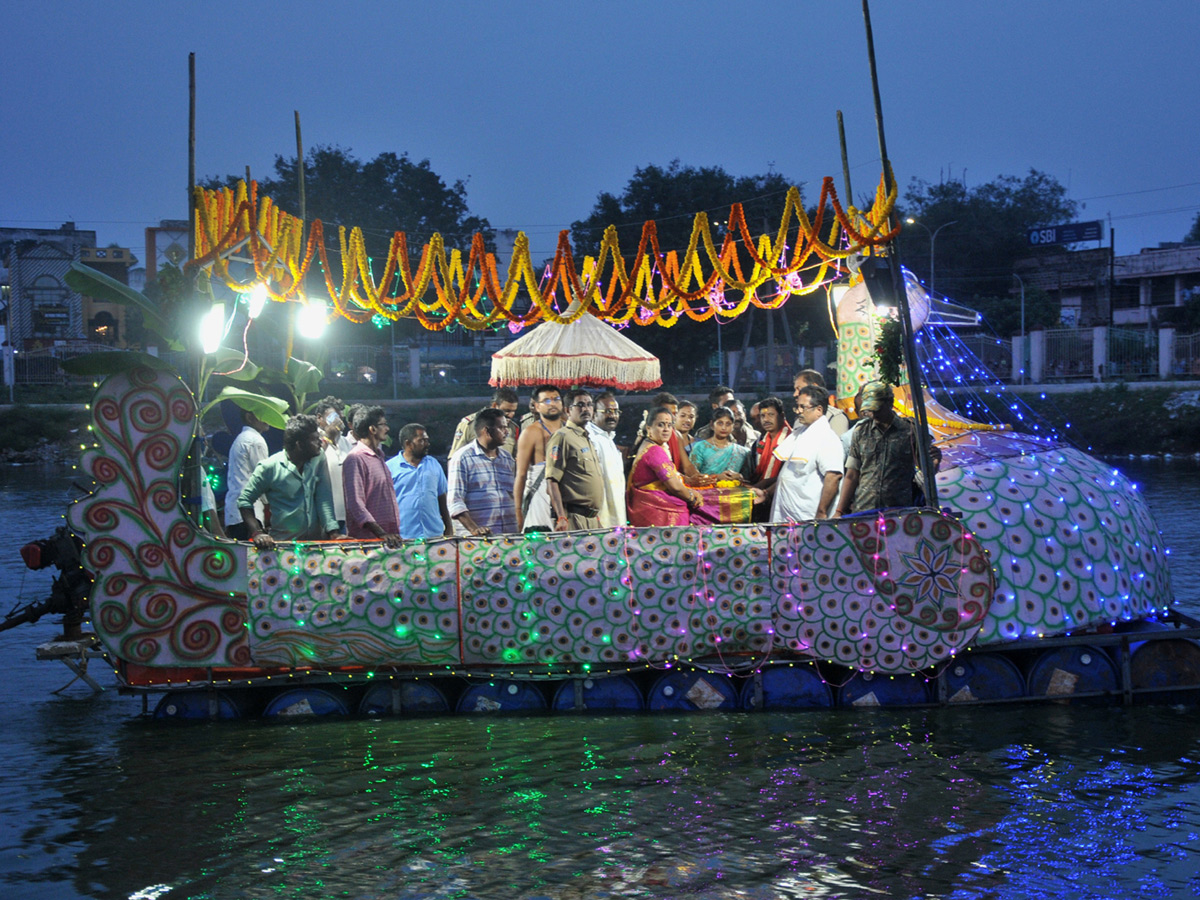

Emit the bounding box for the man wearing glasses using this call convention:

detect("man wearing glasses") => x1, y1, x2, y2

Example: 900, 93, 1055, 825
512, 384, 564, 532
545, 389, 607, 532
447, 408, 517, 537
768, 385, 844, 523
793, 369, 849, 436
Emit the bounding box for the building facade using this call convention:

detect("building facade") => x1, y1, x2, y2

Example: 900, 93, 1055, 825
0, 224, 135, 349
1014, 242, 1200, 330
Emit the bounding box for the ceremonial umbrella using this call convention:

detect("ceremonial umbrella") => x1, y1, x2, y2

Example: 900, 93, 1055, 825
489, 311, 661, 390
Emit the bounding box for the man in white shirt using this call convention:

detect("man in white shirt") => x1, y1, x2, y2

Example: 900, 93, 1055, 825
224, 409, 270, 539
794, 369, 849, 436
585, 391, 627, 528
769, 385, 844, 523
314, 398, 353, 531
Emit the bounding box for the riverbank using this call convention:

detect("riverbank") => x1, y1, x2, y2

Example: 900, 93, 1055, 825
0, 405, 89, 464
1018, 384, 1200, 456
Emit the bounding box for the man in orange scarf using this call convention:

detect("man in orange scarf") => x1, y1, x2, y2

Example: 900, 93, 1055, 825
749, 396, 790, 520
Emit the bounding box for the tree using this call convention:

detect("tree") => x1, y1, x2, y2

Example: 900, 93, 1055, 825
569, 161, 805, 372
1185, 211, 1200, 244
203, 147, 494, 342
969, 289, 1060, 338
898, 169, 1077, 302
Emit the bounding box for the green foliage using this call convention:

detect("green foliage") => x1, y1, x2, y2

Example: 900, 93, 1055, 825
1023, 385, 1200, 455
873, 317, 904, 385
970, 289, 1062, 337
64, 262, 184, 350
899, 169, 1077, 301
1185, 211, 1200, 244
286, 357, 324, 399
207, 347, 262, 382
61, 261, 324, 424
139, 264, 194, 350
0, 406, 90, 454
237, 357, 326, 417
204, 386, 289, 431
569, 160, 803, 365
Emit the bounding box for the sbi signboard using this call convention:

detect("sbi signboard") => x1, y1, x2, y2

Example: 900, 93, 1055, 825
1027, 220, 1103, 246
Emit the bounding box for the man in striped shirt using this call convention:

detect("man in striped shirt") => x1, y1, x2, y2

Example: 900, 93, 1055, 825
447, 408, 517, 537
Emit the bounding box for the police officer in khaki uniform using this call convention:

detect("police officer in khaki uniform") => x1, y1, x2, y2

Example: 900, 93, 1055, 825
545, 388, 606, 531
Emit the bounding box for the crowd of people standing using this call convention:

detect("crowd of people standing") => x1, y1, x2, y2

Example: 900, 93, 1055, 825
217, 371, 937, 549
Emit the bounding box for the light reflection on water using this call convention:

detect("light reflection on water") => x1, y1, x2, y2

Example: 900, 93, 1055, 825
0, 463, 1198, 899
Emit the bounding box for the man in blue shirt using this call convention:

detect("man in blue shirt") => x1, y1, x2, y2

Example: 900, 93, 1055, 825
387, 423, 453, 539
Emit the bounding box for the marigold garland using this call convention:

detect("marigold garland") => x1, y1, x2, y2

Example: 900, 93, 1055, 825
187, 170, 899, 331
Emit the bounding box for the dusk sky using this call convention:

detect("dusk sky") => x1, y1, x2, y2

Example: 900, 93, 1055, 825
4, 0, 1198, 282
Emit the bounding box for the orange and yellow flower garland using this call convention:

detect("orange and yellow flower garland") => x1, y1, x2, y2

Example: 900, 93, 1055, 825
187, 170, 899, 331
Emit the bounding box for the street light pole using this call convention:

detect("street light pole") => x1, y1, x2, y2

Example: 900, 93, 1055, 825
1013, 272, 1026, 385
905, 218, 957, 297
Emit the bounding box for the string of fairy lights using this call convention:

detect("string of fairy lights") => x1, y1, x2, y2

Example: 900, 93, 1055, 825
44, 167, 1176, 714
62, 355, 1173, 713
186, 173, 899, 333
84, 514, 995, 703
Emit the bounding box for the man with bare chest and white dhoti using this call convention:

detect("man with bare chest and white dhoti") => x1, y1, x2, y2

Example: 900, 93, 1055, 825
513, 384, 564, 532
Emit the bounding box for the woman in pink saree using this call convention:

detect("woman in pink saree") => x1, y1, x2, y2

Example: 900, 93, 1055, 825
628, 408, 761, 526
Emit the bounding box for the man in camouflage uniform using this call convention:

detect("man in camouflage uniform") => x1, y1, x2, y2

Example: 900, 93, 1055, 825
836, 382, 921, 516
448, 387, 520, 457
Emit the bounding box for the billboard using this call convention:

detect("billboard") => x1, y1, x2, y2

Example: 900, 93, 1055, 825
1027, 221, 1104, 246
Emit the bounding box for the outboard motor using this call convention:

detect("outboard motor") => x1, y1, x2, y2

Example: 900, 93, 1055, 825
0, 527, 92, 640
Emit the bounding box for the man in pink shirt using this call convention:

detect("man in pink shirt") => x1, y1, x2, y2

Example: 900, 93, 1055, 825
342, 406, 402, 547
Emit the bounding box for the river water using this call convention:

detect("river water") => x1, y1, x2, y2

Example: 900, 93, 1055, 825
1, 460, 1198, 900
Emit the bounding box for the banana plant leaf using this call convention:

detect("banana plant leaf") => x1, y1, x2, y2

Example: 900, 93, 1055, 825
208, 347, 261, 382
206, 386, 290, 430
63, 262, 184, 351
285, 357, 323, 397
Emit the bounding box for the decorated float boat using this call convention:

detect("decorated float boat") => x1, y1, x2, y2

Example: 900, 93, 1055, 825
10, 166, 1197, 718
37, 358, 1193, 720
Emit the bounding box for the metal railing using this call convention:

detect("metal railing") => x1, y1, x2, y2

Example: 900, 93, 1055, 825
11, 342, 119, 385
954, 334, 1013, 381
1042, 327, 1094, 380
1106, 327, 1158, 379
1174, 331, 1200, 377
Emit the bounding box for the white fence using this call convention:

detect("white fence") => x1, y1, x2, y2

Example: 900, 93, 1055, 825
1013, 326, 1197, 384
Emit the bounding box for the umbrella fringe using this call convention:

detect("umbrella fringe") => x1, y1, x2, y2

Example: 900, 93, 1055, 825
488, 315, 661, 389
491, 356, 661, 389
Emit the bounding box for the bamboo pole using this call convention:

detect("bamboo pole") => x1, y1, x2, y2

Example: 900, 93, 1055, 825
836, 110, 854, 205
286, 112, 304, 376
860, 0, 939, 508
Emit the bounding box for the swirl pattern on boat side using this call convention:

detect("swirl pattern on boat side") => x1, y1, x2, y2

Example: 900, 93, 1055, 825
67, 368, 248, 666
